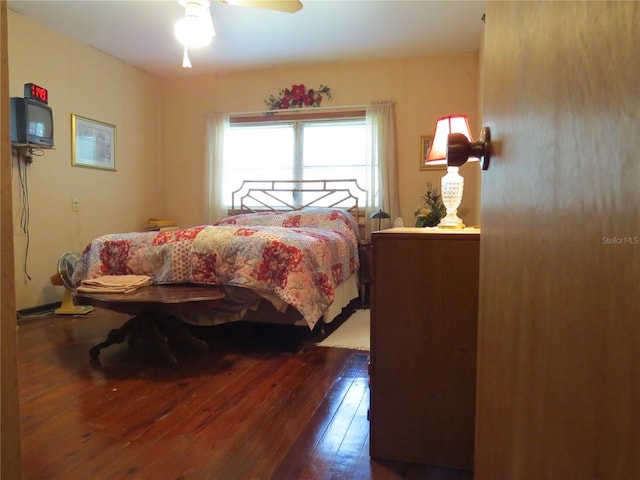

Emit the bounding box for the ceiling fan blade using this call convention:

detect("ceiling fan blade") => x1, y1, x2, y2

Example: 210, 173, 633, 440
219, 0, 303, 13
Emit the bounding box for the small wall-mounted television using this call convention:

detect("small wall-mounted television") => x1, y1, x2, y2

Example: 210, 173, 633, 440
10, 97, 54, 148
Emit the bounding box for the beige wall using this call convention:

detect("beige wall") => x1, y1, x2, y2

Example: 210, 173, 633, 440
8, 11, 163, 310
161, 55, 481, 229
8, 11, 480, 311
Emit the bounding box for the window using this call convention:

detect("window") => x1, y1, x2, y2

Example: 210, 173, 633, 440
223, 112, 367, 208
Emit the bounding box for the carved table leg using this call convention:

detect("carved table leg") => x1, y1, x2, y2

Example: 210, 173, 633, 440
128, 314, 178, 367
89, 316, 142, 359
89, 313, 208, 367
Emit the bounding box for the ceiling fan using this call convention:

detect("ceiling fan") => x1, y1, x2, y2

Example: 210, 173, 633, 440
175, 0, 303, 68
219, 0, 303, 13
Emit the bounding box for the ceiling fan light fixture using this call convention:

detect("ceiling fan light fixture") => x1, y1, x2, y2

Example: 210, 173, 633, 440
182, 47, 193, 68
175, 0, 215, 48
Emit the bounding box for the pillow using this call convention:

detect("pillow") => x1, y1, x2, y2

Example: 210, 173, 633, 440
216, 208, 359, 238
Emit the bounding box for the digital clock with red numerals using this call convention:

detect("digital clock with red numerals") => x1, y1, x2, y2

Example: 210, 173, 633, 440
24, 83, 48, 105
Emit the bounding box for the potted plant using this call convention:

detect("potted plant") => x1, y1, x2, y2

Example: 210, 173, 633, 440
414, 183, 446, 227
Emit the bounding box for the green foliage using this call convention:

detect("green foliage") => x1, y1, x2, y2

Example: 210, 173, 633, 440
414, 183, 446, 227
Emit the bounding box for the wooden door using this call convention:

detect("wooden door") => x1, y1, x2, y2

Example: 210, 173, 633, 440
1, 2, 23, 479
475, 2, 640, 478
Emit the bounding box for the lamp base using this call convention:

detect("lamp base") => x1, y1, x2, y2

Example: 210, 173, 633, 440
438, 213, 465, 229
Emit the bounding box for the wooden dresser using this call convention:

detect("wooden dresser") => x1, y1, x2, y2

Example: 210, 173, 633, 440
369, 227, 480, 471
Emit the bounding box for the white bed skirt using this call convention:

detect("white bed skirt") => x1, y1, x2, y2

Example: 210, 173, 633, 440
321, 274, 359, 324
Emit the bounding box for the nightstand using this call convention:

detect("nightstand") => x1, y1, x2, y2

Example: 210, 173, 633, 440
358, 240, 372, 308
369, 227, 480, 470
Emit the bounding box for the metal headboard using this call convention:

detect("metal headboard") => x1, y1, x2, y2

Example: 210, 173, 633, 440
230, 179, 366, 227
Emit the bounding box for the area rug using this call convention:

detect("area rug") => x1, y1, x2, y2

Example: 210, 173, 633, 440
317, 308, 370, 351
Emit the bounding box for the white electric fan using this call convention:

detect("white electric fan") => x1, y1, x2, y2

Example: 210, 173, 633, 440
50, 252, 93, 315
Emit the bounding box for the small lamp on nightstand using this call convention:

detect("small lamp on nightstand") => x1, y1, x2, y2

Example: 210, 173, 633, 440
370, 209, 390, 231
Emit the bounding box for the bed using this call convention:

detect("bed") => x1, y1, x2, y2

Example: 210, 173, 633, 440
73, 179, 366, 364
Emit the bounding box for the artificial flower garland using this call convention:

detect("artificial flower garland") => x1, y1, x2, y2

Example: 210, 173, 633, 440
265, 84, 332, 111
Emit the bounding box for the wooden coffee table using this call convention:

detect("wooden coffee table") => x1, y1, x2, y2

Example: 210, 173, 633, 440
77, 284, 226, 367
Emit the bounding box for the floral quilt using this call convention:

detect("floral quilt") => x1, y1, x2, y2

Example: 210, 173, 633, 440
72, 208, 360, 328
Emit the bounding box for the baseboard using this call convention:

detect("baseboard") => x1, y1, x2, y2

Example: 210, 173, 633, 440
16, 302, 60, 321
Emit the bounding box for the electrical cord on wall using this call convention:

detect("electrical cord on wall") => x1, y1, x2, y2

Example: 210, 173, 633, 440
16, 147, 44, 282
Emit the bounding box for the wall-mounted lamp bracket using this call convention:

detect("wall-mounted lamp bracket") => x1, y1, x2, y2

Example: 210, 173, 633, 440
447, 126, 492, 170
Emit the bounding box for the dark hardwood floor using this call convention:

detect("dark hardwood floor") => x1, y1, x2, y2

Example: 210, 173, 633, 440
17, 306, 473, 480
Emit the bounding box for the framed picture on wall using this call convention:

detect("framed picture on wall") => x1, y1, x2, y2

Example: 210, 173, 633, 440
71, 114, 116, 171
419, 134, 444, 171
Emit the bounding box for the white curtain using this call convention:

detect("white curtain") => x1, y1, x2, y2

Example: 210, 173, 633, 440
204, 105, 398, 234
365, 101, 400, 238
203, 112, 229, 224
